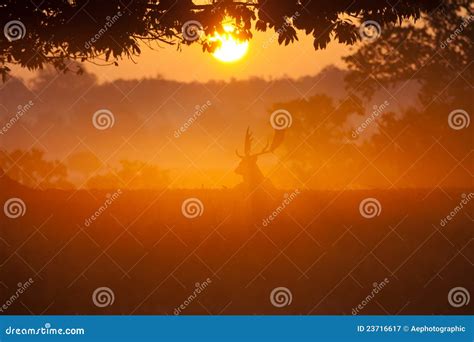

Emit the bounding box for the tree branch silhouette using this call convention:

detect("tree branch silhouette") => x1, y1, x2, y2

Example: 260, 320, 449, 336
344, 0, 472, 107
0, 0, 442, 80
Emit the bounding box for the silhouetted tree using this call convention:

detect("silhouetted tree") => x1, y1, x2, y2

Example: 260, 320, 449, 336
333, 0, 472, 188
0, 148, 74, 189
344, 0, 472, 108
0, 0, 441, 80
272, 91, 471, 188
269, 94, 370, 188
371, 105, 472, 187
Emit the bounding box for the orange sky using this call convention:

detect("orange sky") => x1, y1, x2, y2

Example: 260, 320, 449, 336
13, 30, 350, 83
5, 26, 357, 190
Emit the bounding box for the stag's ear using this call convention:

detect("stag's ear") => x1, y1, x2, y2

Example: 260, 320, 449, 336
270, 130, 285, 152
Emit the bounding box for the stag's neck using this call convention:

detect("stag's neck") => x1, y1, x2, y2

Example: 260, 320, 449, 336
244, 169, 265, 185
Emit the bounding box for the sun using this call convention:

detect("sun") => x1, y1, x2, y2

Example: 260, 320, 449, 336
210, 22, 249, 63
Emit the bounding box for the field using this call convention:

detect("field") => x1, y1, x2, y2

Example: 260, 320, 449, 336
1, 174, 472, 315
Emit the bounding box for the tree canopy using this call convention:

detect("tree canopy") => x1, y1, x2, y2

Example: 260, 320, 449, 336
0, 0, 441, 80
344, 0, 473, 107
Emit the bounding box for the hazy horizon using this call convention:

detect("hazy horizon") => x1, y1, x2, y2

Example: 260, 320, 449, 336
10, 30, 350, 84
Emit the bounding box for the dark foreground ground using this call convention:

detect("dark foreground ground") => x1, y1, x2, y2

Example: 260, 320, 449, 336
0, 175, 472, 315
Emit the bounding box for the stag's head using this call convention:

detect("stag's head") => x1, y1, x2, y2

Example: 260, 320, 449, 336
235, 127, 284, 181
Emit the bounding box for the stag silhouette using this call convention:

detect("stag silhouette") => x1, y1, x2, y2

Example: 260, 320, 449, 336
235, 127, 284, 194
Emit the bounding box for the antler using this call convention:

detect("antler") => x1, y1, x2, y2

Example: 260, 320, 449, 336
236, 127, 253, 158
253, 138, 271, 156
244, 127, 253, 156
269, 129, 285, 151
253, 129, 285, 156
236, 127, 285, 158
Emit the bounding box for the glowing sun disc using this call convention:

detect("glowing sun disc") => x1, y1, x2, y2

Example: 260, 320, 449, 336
210, 24, 249, 63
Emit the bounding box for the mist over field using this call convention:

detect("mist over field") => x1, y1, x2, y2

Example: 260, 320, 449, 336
1, 67, 446, 190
